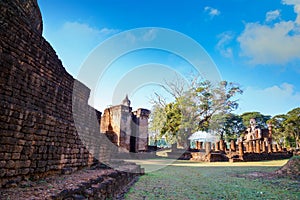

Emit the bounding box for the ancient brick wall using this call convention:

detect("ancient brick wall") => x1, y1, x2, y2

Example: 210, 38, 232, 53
101, 105, 150, 153
101, 105, 133, 151
0, 0, 109, 187
120, 106, 134, 151
241, 152, 293, 162
134, 108, 150, 151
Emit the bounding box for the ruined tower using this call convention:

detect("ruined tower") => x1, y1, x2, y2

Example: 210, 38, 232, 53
132, 108, 151, 152
100, 96, 150, 152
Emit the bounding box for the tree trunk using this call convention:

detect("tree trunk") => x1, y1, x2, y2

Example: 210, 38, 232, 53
220, 133, 224, 140
296, 133, 299, 149
293, 132, 298, 148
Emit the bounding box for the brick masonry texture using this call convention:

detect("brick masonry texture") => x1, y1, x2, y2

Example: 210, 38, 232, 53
0, 0, 112, 187
0, 161, 144, 199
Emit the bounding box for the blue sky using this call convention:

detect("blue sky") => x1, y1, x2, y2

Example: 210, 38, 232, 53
38, 0, 300, 116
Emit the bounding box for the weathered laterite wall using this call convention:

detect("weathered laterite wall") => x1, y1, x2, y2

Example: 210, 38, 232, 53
0, 0, 110, 187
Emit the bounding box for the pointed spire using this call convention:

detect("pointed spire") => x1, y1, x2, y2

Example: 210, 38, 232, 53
122, 94, 131, 107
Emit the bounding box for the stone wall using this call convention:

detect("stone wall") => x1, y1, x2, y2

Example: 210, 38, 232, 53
0, 0, 110, 187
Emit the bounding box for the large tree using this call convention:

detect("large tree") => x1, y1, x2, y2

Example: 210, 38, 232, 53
240, 112, 271, 128
283, 107, 300, 148
150, 78, 242, 146
210, 113, 245, 141
175, 80, 242, 133
149, 104, 166, 136
267, 114, 287, 145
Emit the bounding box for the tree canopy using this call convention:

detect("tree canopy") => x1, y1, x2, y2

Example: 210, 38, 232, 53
210, 113, 245, 140
149, 78, 243, 145
265, 108, 300, 148
283, 108, 300, 148
240, 112, 271, 128
149, 76, 300, 148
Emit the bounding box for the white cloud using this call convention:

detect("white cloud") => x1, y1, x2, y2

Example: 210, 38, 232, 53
99, 27, 120, 36
204, 6, 220, 18
237, 83, 300, 116
238, 21, 300, 65
282, 0, 300, 24
61, 22, 119, 46
122, 28, 158, 45
266, 10, 281, 22
216, 32, 234, 58
237, 0, 300, 65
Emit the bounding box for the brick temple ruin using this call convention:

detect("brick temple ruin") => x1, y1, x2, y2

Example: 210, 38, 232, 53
101, 95, 150, 153
0, 0, 295, 197
188, 119, 293, 162
0, 0, 146, 197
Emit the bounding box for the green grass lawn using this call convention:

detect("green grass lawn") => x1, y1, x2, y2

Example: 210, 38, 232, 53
124, 159, 300, 200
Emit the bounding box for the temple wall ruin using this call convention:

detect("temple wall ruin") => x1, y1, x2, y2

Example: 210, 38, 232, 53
0, 0, 110, 187
100, 105, 132, 148
101, 105, 150, 152
134, 109, 151, 152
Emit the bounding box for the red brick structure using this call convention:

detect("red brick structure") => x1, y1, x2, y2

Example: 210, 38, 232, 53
0, 0, 143, 189
100, 96, 150, 153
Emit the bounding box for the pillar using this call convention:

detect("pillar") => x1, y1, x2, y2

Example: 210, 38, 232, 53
268, 142, 272, 153
267, 123, 273, 144
249, 141, 253, 153
205, 142, 212, 154
255, 140, 261, 153
277, 144, 282, 152
230, 140, 236, 152
245, 142, 249, 152
199, 142, 203, 150
215, 141, 220, 151
272, 144, 278, 152
220, 140, 225, 151
196, 141, 200, 150
262, 141, 266, 152
238, 142, 244, 157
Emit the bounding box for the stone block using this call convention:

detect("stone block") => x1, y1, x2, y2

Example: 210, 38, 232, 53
36, 167, 46, 173
19, 168, 30, 175
0, 160, 7, 168
21, 160, 31, 168
37, 160, 47, 168
0, 169, 6, 177
11, 153, 21, 160
12, 145, 23, 153
6, 169, 16, 177
1, 137, 18, 145
6, 160, 15, 169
